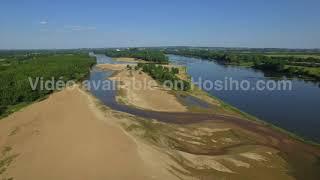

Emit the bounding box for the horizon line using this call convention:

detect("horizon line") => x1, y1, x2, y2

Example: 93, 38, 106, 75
1, 46, 320, 51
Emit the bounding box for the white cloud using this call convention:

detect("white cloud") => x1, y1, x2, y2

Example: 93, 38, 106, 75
40, 21, 48, 25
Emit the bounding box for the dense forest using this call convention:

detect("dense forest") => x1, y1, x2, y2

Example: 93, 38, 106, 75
165, 49, 320, 81
131, 63, 191, 91
104, 49, 169, 63
0, 53, 95, 116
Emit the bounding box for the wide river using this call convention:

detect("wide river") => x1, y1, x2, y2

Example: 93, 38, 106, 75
168, 54, 320, 143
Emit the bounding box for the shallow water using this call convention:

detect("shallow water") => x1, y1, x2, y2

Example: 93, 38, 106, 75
88, 54, 217, 124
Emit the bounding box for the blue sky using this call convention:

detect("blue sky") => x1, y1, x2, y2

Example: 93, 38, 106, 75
0, 0, 319, 49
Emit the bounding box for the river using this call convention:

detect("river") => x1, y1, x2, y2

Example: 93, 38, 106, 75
168, 54, 320, 143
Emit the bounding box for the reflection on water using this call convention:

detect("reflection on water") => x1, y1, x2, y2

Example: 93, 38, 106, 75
168, 54, 320, 142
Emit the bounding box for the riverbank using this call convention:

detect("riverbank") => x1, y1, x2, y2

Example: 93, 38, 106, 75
175, 63, 320, 146
168, 54, 320, 143
1, 80, 319, 179
165, 51, 320, 81
86, 80, 308, 180
96, 61, 320, 147
94, 72, 320, 180
0, 84, 296, 180
96, 63, 128, 71
113, 57, 149, 63
99, 62, 318, 144
94, 61, 320, 179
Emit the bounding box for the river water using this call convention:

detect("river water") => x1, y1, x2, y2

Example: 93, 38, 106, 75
89, 53, 320, 143
168, 54, 320, 143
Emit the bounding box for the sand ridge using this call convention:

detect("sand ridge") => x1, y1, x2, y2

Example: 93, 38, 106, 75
96, 63, 128, 71
0, 86, 178, 180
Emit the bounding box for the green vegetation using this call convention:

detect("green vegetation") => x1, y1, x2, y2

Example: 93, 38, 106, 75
265, 54, 320, 59
133, 63, 191, 91
253, 61, 320, 80
165, 49, 320, 81
0, 53, 95, 117
105, 48, 169, 63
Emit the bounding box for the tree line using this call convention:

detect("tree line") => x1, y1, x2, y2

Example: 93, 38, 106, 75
104, 49, 169, 63
129, 63, 191, 91
165, 49, 320, 81
0, 53, 96, 116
